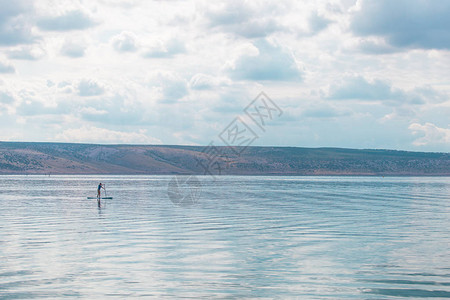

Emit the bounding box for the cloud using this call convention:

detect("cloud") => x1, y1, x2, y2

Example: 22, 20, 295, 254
102, 0, 140, 9
0, 90, 15, 104
410, 86, 448, 104
308, 11, 332, 34
79, 106, 107, 116
328, 76, 425, 105
61, 41, 86, 58
7, 45, 46, 60
37, 10, 96, 31
329, 76, 392, 100
17, 99, 57, 116
56, 126, 162, 144
58, 81, 71, 88
57, 81, 74, 94
357, 39, 398, 55
202, 1, 287, 38
0, 60, 15, 73
78, 79, 104, 97
77, 94, 146, 126
301, 105, 351, 119
225, 18, 283, 39
0, 0, 35, 45
111, 31, 137, 52
12, 87, 65, 116
161, 78, 188, 103
148, 72, 188, 103
189, 73, 229, 90
227, 39, 301, 81
142, 37, 185, 58
409, 122, 450, 147
351, 0, 450, 50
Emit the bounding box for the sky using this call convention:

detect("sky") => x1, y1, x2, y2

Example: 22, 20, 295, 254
0, 0, 449, 152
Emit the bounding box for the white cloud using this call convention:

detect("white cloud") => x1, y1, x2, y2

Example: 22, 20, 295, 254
7, 45, 46, 60
0, 89, 15, 104
0, 0, 35, 45
351, 0, 450, 50
328, 76, 430, 106
111, 31, 138, 52
301, 105, 351, 119
147, 71, 188, 103
78, 79, 105, 97
79, 107, 107, 116
61, 41, 86, 58
189, 73, 229, 90
227, 39, 302, 81
0, 59, 15, 73
409, 123, 450, 147
201, 0, 289, 38
37, 10, 96, 31
308, 11, 332, 34
142, 37, 185, 58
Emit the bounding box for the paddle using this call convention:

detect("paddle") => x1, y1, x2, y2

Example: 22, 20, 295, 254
103, 184, 107, 207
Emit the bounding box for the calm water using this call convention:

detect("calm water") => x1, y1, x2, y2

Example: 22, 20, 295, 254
0, 175, 449, 299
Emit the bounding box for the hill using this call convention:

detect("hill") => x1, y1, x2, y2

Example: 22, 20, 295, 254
0, 142, 448, 176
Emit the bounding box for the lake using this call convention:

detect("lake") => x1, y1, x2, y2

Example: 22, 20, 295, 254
0, 175, 449, 298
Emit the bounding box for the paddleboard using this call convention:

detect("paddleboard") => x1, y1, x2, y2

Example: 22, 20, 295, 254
87, 197, 113, 199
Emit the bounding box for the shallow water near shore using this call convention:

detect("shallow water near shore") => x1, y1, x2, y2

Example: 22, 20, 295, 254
0, 175, 449, 298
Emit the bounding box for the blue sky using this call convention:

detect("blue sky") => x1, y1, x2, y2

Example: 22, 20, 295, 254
0, 0, 449, 152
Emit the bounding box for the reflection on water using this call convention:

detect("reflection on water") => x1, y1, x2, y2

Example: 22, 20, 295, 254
0, 175, 449, 298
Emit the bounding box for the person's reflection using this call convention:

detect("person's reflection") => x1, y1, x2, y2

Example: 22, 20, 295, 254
97, 204, 104, 215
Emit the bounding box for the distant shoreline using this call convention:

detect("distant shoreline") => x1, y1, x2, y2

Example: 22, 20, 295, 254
0, 174, 449, 177
1, 141, 449, 176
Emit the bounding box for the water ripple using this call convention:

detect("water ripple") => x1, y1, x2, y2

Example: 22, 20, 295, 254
0, 175, 449, 298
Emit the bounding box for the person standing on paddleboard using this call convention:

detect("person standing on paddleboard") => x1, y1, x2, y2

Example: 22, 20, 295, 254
97, 183, 105, 198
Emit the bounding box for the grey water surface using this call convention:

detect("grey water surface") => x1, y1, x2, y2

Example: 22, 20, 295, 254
0, 175, 449, 299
